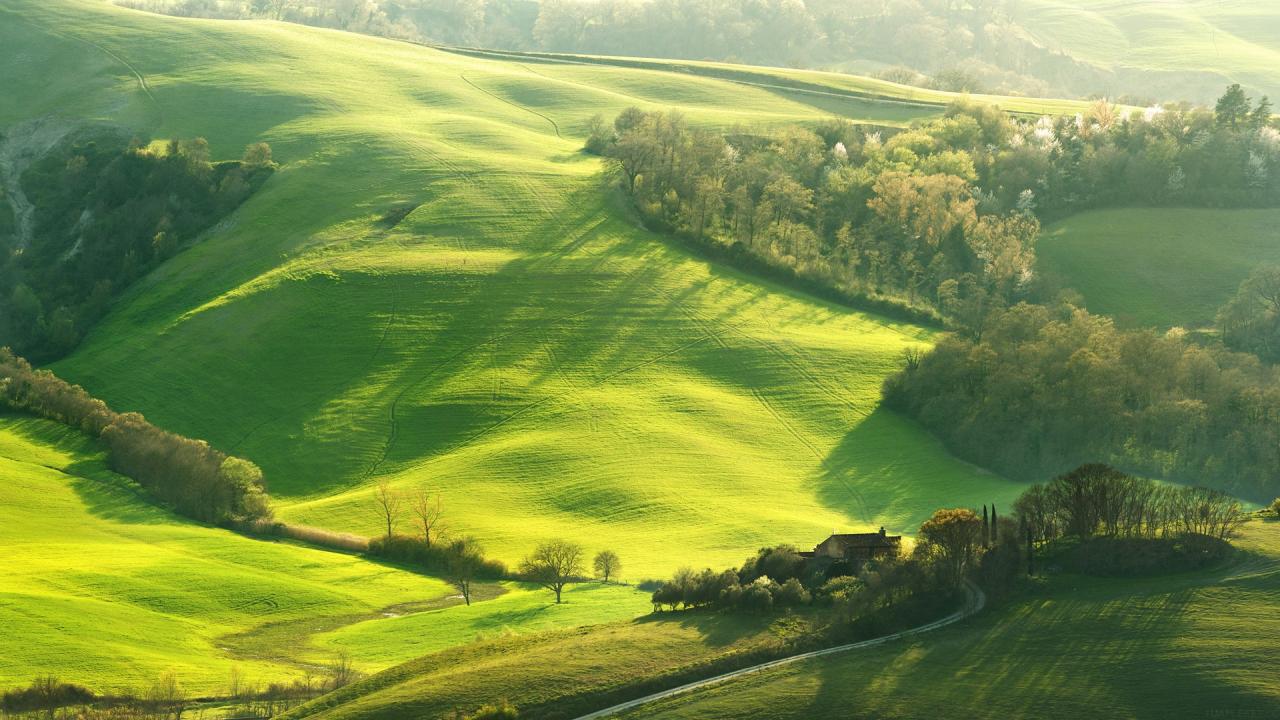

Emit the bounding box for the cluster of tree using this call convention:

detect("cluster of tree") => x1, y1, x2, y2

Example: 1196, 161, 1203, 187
514, 540, 621, 603
1218, 265, 1280, 362
593, 104, 1040, 317
118, 0, 1252, 104
366, 480, 503, 604
651, 506, 1003, 617
649, 546, 815, 614
1, 136, 274, 360
0, 348, 272, 523
882, 299, 1280, 501
594, 90, 1278, 320
1014, 464, 1249, 542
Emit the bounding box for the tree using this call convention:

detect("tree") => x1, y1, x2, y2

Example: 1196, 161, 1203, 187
593, 549, 621, 583
445, 536, 485, 606
1215, 84, 1252, 129
241, 142, 273, 169
410, 486, 445, 547
918, 508, 982, 584
373, 480, 401, 539
520, 540, 584, 603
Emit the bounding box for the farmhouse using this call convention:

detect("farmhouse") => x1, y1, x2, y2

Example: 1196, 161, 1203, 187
805, 528, 902, 562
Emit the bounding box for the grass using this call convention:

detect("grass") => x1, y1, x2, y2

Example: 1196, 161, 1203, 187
1018, 0, 1280, 101
1, 0, 1046, 695
0, 415, 452, 694
619, 519, 1280, 719
1037, 207, 1280, 328
0, 0, 1026, 585
281, 609, 820, 720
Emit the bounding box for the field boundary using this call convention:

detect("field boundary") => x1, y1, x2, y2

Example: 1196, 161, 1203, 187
571, 580, 985, 719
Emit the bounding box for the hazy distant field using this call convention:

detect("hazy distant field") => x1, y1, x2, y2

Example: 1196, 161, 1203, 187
1020, 0, 1280, 99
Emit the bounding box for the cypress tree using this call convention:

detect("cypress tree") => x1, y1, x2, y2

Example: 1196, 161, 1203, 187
991, 504, 998, 543
982, 505, 990, 548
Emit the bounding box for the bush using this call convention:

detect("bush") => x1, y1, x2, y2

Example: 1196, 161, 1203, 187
465, 700, 518, 719
773, 577, 811, 607
1270, 498, 1280, 517
366, 534, 506, 578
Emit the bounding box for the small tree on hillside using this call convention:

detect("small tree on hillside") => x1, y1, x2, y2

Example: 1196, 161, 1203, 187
919, 508, 982, 584
446, 536, 485, 606
520, 540, 585, 603
410, 486, 446, 547
593, 550, 621, 583
373, 480, 401, 539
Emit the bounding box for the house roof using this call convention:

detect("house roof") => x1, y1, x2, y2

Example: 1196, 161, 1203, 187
823, 532, 901, 548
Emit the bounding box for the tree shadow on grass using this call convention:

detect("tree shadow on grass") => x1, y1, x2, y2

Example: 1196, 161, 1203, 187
633, 608, 773, 648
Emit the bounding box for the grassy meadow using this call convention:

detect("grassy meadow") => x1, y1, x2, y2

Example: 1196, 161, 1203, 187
0, 415, 454, 693
1018, 0, 1280, 100
1, 0, 1025, 585
0, 0, 1033, 691
622, 519, 1280, 720
1038, 208, 1280, 328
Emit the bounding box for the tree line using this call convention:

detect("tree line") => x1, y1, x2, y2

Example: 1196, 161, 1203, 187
364, 479, 621, 604
1014, 464, 1248, 542
0, 348, 272, 523
2, 136, 274, 360
882, 299, 1280, 501
593, 88, 1279, 323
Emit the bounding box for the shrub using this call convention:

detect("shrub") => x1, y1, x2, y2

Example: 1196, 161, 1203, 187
773, 577, 811, 607
466, 700, 518, 720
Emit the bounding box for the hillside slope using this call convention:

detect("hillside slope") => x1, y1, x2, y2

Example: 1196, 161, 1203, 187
0, 416, 451, 693
1038, 208, 1280, 329
624, 520, 1280, 719
2, 0, 1022, 582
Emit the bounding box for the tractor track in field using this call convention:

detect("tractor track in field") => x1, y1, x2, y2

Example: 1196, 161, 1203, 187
669, 301, 875, 522
572, 581, 985, 720
46, 28, 163, 125
459, 72, 562, 138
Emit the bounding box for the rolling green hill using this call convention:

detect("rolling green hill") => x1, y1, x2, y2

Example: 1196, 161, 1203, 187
0, 415, 452, 693
1037, 208, 1280, 329
0, 0, 1035, 692
621, 519, 1280, 719
3, 0, 1023, 584
1019, 0, 1280, 101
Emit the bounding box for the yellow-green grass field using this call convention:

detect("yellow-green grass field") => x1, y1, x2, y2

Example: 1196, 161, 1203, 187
1018, 0, 1280, 100
0, 0, 1048, 692
3, 0, 1025, 581
621, 519, 1280, 720
1038, 207, 1280, 328
0, 414, 652, 692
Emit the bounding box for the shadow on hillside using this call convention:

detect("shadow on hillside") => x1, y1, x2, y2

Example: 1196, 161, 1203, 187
633, 609, 770, 648
811, 408, 1025, 532
795, 581, 1277, 720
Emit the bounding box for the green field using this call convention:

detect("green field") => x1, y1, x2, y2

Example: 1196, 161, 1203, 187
1, 0, 1024, 583
1019, 0, 1280, 100
0, 415, 451, 693
623, 519, 1280, 719
0, 0, 1033, 691
1038, 208, 1280, 328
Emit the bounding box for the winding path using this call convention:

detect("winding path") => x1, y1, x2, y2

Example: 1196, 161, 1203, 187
571, 581, 985, 720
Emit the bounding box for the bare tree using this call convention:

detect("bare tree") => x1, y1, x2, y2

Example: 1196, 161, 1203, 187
520, 540, 585, 603
410, 486, 446, 547
593, 549, 621, 583
373, 480, 401, 539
